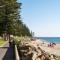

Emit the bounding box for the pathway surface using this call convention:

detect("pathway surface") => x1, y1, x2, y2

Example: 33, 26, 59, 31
0, 42, 15, 60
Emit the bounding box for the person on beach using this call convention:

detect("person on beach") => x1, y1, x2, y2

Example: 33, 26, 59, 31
48, 42, 56, 47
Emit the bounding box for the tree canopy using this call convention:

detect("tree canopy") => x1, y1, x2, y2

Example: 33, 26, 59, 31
0, 0, 32, 37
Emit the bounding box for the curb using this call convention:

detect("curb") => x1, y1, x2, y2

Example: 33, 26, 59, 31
15, 45, 20, 60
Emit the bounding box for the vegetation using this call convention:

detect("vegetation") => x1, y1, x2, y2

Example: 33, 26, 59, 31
0, 39, 6, 46
0, 0, 32, 40
14, 36, 31, 45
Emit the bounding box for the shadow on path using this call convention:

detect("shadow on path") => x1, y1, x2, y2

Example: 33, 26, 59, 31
2, 46, 15, 60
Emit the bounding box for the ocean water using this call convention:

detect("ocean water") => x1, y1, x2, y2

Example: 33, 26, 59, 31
37, 37, 60, 43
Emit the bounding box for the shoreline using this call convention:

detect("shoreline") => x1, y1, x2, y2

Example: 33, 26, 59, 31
36, 37, 60, 44
35, 38, 60, 56
36, 38, 60, 44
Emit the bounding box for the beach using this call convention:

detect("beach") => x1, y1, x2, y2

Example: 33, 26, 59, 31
35, 39, 60, 56
39, 43, 60, 56
14, 36, 60, 60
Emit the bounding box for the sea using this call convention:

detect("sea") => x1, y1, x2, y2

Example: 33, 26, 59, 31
37, 37, 60, 43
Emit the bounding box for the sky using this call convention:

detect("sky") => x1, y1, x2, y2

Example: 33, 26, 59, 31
18, 0, 60, 37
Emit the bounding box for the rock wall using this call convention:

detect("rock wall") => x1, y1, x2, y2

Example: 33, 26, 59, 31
15, 38, 59, 60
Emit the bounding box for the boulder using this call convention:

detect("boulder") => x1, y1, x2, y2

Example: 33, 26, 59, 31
18, 40, 45, 60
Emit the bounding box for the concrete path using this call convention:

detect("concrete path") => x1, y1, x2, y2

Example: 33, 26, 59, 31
0, 42, 15, 60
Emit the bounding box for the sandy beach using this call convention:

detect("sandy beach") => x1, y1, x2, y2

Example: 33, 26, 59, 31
39, 43, 60, 56
32, 39, 60, 56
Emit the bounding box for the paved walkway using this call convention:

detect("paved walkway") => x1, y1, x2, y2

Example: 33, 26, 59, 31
0, 42, 15, 60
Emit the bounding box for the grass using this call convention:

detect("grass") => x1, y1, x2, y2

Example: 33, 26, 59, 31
0, 39, 6, 46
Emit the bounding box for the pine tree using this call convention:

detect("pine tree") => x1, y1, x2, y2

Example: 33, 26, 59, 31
0, 0, 32, 40
0, 0, 21, 40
